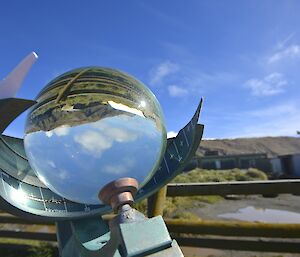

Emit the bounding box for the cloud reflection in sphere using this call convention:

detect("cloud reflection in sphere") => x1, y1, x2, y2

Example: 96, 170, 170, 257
24, 67, 167, 204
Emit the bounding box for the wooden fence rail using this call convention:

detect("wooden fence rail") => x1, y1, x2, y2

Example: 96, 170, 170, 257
1, 180, 300, 253
167, 179, 300, 197
1, 216, 300, 239
165, 219, 300, 238
173, 237, 300, 253
1, 216, 300, 253
0, 230, 56, 241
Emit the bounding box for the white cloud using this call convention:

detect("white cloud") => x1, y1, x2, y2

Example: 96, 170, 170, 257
53, 126, 70, 136
221, 102, 300, 138
168, 85, 189, 97
91, 122, 138, 143
102, 164, 128, 175
150, 61, 179, 85
74, 131, 112, 156
276, 33, 295, 50
46, 126, 70, 137
167, 131, 177, 138
106, 127, 138, 143
236, 113, 300, 138
57, 169, 70, 180
74, 120, 139, 157
244, 73, 287, 96
248, 103, 296, 117
102, 158, 135, 175
47, 160, 56, 168
149, 59, 237, 98
268, 44, 300, 64
45, 131, 53, 137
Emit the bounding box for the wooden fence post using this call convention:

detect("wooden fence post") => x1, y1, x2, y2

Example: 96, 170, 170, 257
147, 186, 167, 218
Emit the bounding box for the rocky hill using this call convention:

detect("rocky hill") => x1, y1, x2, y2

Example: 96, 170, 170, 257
197, 137, 300, 157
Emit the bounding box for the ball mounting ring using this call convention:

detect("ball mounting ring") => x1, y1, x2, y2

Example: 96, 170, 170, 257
98, 177, 139, 211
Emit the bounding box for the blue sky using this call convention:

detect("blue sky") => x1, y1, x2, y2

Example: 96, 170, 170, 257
1, 1, 300, 139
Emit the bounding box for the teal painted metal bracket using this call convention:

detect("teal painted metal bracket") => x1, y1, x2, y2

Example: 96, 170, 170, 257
0, 98, 36, 133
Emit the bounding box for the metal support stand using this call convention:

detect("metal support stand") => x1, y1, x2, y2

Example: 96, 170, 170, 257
56, 178, 183, 257
0, 56, 203, 257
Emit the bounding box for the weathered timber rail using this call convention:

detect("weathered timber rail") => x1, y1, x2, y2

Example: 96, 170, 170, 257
0, 230, 56, 241
1, 180, 300, 253
166, 219, 300, 238
1, 215, 300, 239
167, 179, 300, 197
1, 215, 300, 253
173, 237, 300, 253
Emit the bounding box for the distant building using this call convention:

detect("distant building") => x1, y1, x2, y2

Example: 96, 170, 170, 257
185, 152, 272, 172
270, 154, 300, 177
184, 151, 300, 178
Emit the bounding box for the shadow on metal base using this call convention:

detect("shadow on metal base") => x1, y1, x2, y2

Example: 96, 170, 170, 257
57, 213, 183, 257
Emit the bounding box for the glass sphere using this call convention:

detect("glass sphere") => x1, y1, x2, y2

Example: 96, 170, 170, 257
24, 67, 167, 205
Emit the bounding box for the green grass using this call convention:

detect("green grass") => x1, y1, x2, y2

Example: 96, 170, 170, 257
0, 240, 58, 257
172, 168, 268, 183
0, 238, 42, 246
28, 242, 58, 257
134, 168, 269, 220
133, 199, 147, 215
162, 168, 268, 219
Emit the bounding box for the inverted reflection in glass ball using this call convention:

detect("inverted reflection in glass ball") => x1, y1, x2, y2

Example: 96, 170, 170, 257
24, 67, 167, 204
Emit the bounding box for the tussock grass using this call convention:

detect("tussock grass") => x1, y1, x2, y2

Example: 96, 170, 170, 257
172, 168, 268, 183
133, 168, 268, 219
164, 168, 268, 219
